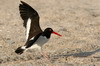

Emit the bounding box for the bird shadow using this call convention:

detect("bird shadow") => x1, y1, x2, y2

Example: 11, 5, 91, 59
51, 48, 100, 59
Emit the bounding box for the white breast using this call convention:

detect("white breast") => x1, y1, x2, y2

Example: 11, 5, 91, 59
35, 36, 49, 46
29, 36, 49, 49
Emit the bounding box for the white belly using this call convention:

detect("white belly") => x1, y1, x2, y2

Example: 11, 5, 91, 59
29, 36, 49, 49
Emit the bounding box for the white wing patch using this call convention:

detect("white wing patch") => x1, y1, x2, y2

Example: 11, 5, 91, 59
30, 37, 34, 40
21, 46, 26, 49
26, 18, 31, 40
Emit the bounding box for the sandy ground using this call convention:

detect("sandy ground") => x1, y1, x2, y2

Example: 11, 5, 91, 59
0, 0, 100, 66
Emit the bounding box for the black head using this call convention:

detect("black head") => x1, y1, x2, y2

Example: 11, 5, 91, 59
42, 28, 53, 38
42, 28, 62, 38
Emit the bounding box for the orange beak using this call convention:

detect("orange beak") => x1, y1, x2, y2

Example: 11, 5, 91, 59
52, 31, 62, 36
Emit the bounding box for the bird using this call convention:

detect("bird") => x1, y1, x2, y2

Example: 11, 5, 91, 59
15, 1, 62, 55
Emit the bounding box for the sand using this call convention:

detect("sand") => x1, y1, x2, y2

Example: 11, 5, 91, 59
0, 0, 100, 66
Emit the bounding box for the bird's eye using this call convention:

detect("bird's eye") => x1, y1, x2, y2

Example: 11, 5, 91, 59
49, 29, 52, 31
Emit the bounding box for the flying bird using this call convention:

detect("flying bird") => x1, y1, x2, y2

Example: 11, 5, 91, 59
15, 1, 62, 55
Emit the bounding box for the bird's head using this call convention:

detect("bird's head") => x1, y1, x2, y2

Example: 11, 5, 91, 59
42, 28, 62, 38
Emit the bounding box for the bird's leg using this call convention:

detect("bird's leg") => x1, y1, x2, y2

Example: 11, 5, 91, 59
38, 48, 52, 64
40, 48, 50, 60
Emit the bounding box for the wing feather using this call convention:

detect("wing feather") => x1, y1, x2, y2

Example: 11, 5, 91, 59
19, 1, 42, 40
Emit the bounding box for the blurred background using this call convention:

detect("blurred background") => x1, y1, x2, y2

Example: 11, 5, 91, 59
0, 0, 100, 66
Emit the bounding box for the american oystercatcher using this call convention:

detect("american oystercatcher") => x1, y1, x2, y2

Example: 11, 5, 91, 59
15, 1, 62, 54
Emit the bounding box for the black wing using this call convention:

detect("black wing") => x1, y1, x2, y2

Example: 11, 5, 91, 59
19, 1, 42, 40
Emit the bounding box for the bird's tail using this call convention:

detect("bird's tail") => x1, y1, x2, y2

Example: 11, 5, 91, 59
15, 46, 26, 54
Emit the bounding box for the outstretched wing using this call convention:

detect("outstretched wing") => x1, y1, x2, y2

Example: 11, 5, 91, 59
19, 1, 42, 40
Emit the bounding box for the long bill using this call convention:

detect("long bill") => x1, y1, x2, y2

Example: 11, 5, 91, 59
52, 32, 62, 36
